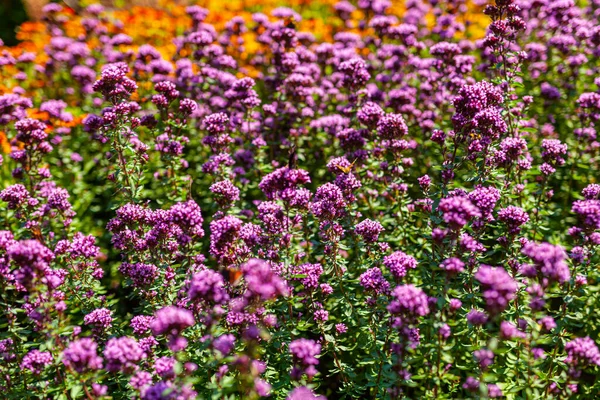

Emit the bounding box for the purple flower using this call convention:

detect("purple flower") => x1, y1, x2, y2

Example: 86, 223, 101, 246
467, 186, 501, 222
474, 348, 494, 369
0, 184, 30, 209
21, 350, 53, 374
241, 259, 288, 300
439, 324, 451, 339
179, 98, 197, 115
387, 284, 430, 318
209, 216, 243, 264
142, 381, 175, 400
213, 334, 236, 356
565, 337, 600, 368
289, 338, 321, 379
169, 200, 204, 239
150, 306, 195, 338
210, 180, 240, 207
466, 309, 488, 326
257, 201, 288, 234
438, 196, 481, 229
62, 338, 103, 373
254, 379, 271, 397
84, 308, 113, 331
383, 251, 417, 279
40, 99, 72, 121
103, 337, 145, 373
204, 112, 229, 134
92, 63, 137, 103
259, 167, 310, 201
475, 265, 517, 315
497, 206, 529, 234
582, 184, 600, 200
130, 371, 153, 390
311, 183, 346, 221
119, 262, 158, 287
377, 113, 408, 139
92, 384, 107, 397
539, 316, 557, 331
541, 139, 568, 166
338, 57, 370, 89
359, 267, 390, 294
449, 299, 462, 311
358, 101, 384, 128
0, 93, 32, 125
572, 200, 600, 230
15, 118, 47, 144
188, 269, 229, 305
154, 356, 176, 378
532, 348, 546, 360
488, 384, 503, 398
8, 239, 54, 287
131, 316, 154, 336
521, 242, 570, 285
540, 82, 561, 100
314, 308, 329, 322
452, 81, 504, 142
440, 257, 465, 274
287, 387, 326, 400
462, 376, 480, 392
0, 339, 15, 362
500, 321, 526, 339
417, 175, 431, 189
496, 137, 528, 165
293, 263, 323, 290
355, 219, 384, 243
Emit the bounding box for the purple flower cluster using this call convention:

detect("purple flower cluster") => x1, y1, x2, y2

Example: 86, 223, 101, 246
21, 350, 53, 375
497, 206, 529, 234
292, 263, 323, 290
440, 257, 465, 275
521, 242, 570, 285
151, 306, 195, 351
355, 219, 384, 243
359, 267, 390, 294
259, 167, 311, 201
474, 265, 518, 315
383, 251, 417, 279
108, 201, 204, 254
452, 81, 505, 146
188, 268, 230, 305
241, 259, 288, 300
84, 308, 113, 331
289, 338, 321, 379
93, 63, 138, 103
104, 337, 146, 373
62, 338, 103, 373
438, 196, 481, 230
3, 0, 600, 398
387, 284, 430, 319
565, 337, 600, 369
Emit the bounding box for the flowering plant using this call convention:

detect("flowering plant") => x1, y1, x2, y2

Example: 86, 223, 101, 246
0, 0, 600, 399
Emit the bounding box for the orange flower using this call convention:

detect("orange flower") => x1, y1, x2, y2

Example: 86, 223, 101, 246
0, 131, 11, 154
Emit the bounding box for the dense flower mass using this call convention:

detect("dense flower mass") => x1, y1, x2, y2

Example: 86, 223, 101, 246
1, 0, 600, 398
289, 339, 321, 379
62, 338, 103, 373
387, 284, 430, 318
474, 265, 518, 315
565, 337, 600, 369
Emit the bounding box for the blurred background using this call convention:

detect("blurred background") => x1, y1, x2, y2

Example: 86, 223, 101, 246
2, 0, 183, 45
0, 0, 488, 49
1, 0, 28, 45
